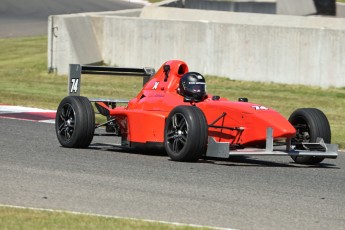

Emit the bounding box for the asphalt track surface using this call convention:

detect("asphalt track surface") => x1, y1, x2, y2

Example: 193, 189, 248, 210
1, 117, 345, 230
0, 0, 143, 38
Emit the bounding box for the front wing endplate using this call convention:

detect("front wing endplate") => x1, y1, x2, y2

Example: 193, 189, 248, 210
205, 128, 338, 159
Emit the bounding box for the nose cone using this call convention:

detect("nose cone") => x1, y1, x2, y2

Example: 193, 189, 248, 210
273, 120, 296, 138
259, 110, 296, 138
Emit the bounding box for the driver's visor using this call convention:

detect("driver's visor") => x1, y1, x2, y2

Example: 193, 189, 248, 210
186, 82, 206, 93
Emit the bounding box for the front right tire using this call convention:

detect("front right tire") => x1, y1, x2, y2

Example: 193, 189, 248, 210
288, 108, 331, 164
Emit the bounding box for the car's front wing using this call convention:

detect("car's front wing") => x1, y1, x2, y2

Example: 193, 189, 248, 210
206, 127, 338, 159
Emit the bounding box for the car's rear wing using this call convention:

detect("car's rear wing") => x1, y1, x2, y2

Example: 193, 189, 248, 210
68, 64, 155, 96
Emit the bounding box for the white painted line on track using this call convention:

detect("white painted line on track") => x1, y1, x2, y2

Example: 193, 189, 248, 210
0, 105, 55, 113
0, 204, 236, 230
38, 119, 56, 124
0, 116, 55, 124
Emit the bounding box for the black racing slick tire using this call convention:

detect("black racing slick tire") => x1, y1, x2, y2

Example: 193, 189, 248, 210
55, 96, 95, 148
164, 105, 208, 162
288, 108, 331, 165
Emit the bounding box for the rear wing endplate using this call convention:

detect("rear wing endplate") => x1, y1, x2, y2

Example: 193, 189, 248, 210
68, 64, 155, 96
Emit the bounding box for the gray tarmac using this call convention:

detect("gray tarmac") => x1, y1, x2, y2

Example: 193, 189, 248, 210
1, 118, 344, 230
0, 0, 142, 37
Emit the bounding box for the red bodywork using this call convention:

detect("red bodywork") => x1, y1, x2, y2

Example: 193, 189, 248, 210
96, 60, 296, 148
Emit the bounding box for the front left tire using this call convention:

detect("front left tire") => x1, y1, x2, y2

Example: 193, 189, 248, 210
164, 105, 208, 162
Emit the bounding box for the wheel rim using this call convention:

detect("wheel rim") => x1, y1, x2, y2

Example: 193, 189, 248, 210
292, 116, 310, 143
166, 113, 188, 153
57, 103, 76, 142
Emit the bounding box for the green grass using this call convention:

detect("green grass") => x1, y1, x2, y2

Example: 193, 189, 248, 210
0, 206, 210, 230
0, 37, 144, 109
0, 36, 344, 148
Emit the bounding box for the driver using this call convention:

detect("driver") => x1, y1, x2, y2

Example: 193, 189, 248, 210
178, 72, 207, 102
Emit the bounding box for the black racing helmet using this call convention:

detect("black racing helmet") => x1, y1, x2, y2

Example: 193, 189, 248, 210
178, 72, 207, 102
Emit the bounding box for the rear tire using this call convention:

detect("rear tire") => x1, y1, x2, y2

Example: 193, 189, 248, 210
164, 106, 208, 162
288, 108, 331, 164
55, 96, 95, 148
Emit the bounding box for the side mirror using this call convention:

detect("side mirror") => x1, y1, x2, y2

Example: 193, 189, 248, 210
238, 98, 248, 102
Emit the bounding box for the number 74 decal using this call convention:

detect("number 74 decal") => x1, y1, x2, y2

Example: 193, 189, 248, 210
252, 105, 269, 110
70, 78, 79, 93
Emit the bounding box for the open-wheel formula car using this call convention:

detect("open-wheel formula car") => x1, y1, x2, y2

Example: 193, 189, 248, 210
55, 60, 338, 164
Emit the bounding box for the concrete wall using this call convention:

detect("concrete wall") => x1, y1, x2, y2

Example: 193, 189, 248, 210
277, 0, 316, 15
338, 2, 345, 18
48, 7, 345, 88
140, 6, 344, 27
184, 0, 276, 14
154, 0, 184, 7
157, 0, 316, 16
48, 14, 103, 74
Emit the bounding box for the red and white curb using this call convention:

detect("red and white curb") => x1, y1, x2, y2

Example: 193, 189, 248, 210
0, 105, 56, 123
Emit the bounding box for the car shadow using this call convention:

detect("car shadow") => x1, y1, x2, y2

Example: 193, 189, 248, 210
200, 156, 339, 169
89, 143, 339, 169
89, 142, 167, 156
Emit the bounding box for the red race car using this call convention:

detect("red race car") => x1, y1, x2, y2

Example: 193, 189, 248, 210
55, 60, 338, 164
